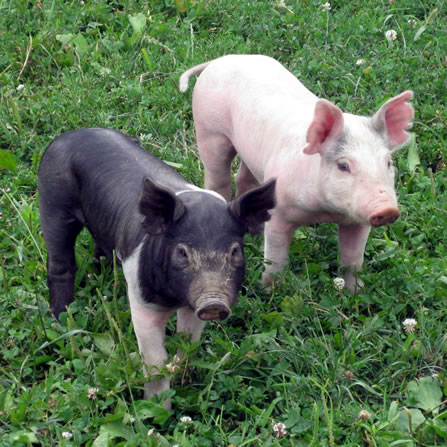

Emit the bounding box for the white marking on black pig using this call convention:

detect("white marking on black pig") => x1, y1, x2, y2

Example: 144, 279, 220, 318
176, 188, 227, 203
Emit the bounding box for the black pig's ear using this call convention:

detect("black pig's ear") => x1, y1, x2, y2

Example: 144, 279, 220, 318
229, 178, 276, 235
138, 178, 186, 235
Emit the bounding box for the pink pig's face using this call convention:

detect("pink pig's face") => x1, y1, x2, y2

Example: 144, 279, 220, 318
303, 91, 414, 227
318, 116, 400, 226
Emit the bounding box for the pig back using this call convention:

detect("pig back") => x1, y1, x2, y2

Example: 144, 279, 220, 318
40, 128, 193, 259
192, 55, 317, 177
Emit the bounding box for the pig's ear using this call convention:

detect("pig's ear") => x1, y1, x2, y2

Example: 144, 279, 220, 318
303, 99, 344, 155
372, 90, 414, 148
138, 178, 186, 235
229, 178, 276, 235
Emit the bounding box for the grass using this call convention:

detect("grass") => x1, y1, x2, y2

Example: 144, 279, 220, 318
0, 0, 446, 445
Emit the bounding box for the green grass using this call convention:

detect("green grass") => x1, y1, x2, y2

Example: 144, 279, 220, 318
1, 0, 446, 445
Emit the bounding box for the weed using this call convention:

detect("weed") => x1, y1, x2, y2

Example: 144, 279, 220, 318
1, 0, 446, 445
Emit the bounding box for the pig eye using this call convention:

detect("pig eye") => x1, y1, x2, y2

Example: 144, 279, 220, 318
173, 244, 190, 267
229, 243, 244, 266
337, 161, 351, 173
387, 160, 393, 168
177, 247, 188, 258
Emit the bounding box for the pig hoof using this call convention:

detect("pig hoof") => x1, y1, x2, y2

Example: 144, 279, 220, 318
162, 398, 172, 411
344, 276, 364, 293
143, 392, 172, 410
261, 272, 275, 290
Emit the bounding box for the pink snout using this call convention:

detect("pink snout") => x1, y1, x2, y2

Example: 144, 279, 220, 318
369, 208, 400, 227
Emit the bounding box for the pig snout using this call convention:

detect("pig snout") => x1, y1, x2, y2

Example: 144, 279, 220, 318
369, 207, 400, 227
194, 292, 232, 321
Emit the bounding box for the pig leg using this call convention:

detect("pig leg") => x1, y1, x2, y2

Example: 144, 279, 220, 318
196, 130, 236, 201
126, 287, 175, 407
338, 224, 371, 292
93, 242, 106, 259
176, 306, 207, 342
235, 161, 260, 197
173, 308, 207, 385
262, 213, 297, 286
41, 209, 83, 319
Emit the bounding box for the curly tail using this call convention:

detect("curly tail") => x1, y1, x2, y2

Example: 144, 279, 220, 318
179, 61, 212, 92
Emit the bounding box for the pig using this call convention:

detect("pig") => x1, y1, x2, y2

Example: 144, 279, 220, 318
38, 128, 276, 407
179, 54, 414, 292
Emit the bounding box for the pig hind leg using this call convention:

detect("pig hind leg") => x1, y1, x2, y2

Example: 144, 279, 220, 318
236, 161, 260, 197
41, 208, 83, 318
197, 131, 236, 201
93, 241, 106, 259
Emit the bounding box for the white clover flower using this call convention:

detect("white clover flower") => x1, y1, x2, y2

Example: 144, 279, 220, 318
166, 362, 179, 373
180, 415, 193, 424
322, 2, 331, 11
166, 354, 181, 373
277, 1, 294, 14
402, 318, 417, 332
385, 29, 397, 41
359, 409, 371, 420
87, 387, 99, 400
356, 59, 365, 65
62, 431, 73, 439
16, 84, 25, 91
273, 422, 287, 437
333, 277, 345, 291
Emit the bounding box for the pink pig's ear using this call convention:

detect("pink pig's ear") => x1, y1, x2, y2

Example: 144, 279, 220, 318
303, 99, 344, 155
372, 90, 414, 147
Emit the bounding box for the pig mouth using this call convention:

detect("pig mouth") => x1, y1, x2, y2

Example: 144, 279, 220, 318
194, 292, 232, 321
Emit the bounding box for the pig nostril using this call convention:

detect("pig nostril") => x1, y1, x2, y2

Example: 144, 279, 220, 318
369, 208, 400, 227
371, 215, 385, 226
197, 305, 231, 321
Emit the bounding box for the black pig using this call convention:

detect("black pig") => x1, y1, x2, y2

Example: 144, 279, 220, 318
39, 128, 275, 406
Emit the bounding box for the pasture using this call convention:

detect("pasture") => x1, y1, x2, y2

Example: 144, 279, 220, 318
0, 0, 446, 445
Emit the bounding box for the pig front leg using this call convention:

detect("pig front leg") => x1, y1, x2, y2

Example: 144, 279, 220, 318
174, 307, 207, 374
127, 288, 175, 407
262, 214, 297, 287
338, 224, 371, 292
177, 306, 207, 343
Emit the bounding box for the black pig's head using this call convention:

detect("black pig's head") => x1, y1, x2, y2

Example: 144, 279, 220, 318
138, 178, 276, 320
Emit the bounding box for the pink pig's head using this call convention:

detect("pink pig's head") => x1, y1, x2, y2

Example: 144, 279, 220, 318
303, 91, 414, 226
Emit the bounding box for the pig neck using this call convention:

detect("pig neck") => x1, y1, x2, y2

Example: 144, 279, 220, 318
264, 134, 347, 226
227, 85, 358, 225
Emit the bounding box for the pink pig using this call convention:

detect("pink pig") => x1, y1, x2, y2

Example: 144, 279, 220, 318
179, 55, 414, 292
